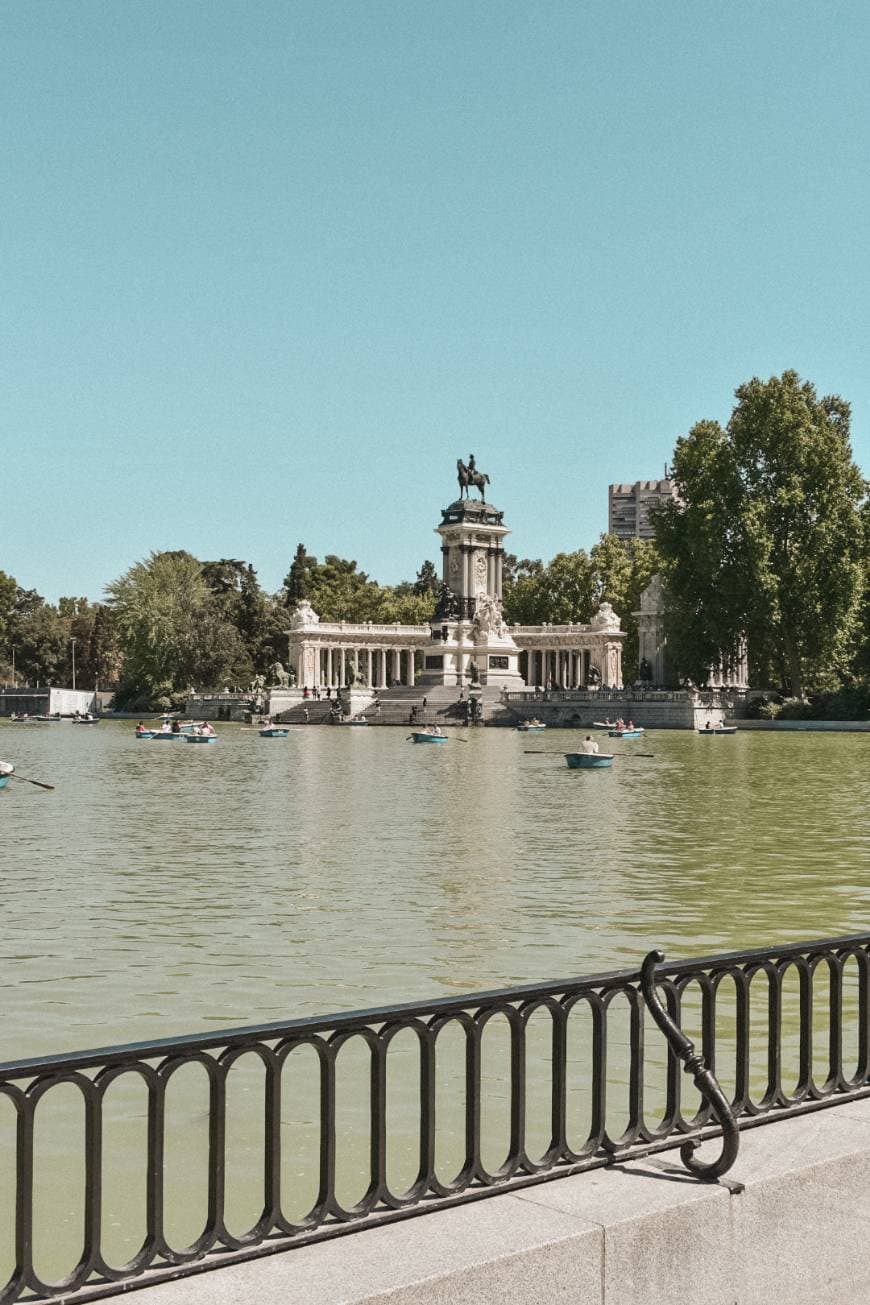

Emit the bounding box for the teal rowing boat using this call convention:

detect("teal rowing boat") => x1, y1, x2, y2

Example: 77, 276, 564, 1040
565, 752, 614, 769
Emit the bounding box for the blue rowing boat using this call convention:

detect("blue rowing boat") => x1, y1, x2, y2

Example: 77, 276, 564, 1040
411, 731, 448, 744
135, 731, 157, 740
260, 728, 289, 738
185, 734, 218, 744
608, 729, 643, 739
698, 726, 738, 735
565, 752, 614, 769
0, 775, 10, 790
151, 732, 184, 741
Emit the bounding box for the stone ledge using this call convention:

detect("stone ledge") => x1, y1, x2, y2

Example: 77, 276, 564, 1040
136, 1102, 870, 1305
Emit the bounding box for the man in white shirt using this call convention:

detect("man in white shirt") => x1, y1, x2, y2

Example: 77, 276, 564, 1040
580, 735, 599, 755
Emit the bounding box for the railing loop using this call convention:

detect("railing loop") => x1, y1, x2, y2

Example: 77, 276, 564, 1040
641, 950, 740, 1181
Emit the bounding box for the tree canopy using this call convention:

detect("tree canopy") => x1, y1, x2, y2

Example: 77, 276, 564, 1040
107, 551, 253, 709
655, 371, 868, 696
502, 536, 658, 681
281, 549, 436, 624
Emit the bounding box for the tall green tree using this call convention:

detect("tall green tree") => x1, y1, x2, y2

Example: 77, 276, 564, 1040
202, 559, 271, 667
413, 559, 440, 596
283, 544, 317, 605
291, 555, 382, 622
82, 604, 123, 688
503, 551, 596, 625
108, 551, 252, 708
8, 602, 69, 685
655, 372, 867, 696
853, 499, 870, 682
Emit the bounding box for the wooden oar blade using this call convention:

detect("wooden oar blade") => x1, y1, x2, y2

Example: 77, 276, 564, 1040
9, 774, 55, 790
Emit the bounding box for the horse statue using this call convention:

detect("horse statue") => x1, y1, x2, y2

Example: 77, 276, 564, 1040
457, 456, 490, 501
267, 661, 291, 688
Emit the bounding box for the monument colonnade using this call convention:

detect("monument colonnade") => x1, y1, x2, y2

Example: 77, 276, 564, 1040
289, 620, 623, 692
294, 623, 427, 691
522, 639, 601, 690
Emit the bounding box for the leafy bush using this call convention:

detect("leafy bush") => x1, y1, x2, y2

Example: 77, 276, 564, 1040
778, 698, 815, 720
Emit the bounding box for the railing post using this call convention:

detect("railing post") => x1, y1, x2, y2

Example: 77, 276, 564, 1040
641, 951, 740, 1181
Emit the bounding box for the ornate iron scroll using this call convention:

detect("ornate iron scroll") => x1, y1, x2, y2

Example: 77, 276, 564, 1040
641, 950, 740, 1180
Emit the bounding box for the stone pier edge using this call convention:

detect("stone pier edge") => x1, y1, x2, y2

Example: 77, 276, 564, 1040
136, 1097, 870, 1305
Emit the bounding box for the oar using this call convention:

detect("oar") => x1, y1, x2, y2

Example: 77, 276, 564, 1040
523, 750, 655, 758
7, 772, 55, 791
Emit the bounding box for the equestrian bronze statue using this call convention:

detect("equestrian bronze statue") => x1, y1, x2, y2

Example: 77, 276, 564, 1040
457, 455, 490, 500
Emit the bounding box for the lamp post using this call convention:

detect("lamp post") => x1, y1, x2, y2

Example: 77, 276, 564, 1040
10, 646, 15, 688
70, 639, 77, 691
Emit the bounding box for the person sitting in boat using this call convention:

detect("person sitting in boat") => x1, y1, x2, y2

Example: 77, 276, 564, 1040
135, 721, 148, 736
171, 718, 181, 733
615, 717, 624, 729
626, 720, 634, 731
160, 719, 172, 733
198, 721, 215, 736
705, 720, 714, 730
580, 735, 599, 755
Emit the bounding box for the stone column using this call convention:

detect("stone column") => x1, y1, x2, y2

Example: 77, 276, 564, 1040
392, 648, 400, 685
405, 650, 415, 687
353, 649, 360, 682
380, 649, 387, 688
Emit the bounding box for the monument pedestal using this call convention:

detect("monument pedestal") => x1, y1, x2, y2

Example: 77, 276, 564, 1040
424, 493, 524, 688
421, 616, 523, 689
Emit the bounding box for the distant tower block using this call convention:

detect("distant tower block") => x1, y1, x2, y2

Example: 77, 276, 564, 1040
608, 477, 676, 540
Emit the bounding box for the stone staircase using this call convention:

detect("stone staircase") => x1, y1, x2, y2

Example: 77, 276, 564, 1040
273, 685, 518, 726
273, 699, 336, 725
357, 686, 516, 727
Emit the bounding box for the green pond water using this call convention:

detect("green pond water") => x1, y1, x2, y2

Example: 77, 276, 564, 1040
0, 721, 868, 1279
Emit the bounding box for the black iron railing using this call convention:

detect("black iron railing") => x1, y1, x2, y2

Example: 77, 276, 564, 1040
3, 933, 870, 1301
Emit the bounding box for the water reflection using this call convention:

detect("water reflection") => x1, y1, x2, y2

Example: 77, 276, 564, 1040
0, 723, 868, 1058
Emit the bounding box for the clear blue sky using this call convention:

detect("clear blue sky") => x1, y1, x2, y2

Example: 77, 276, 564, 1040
3, 0, 868, 602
